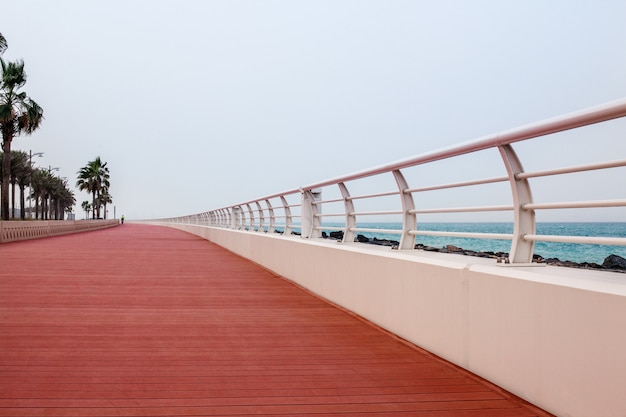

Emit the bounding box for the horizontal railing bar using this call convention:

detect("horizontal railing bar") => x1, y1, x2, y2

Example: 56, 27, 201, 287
348, 210, 403, 216
517, 159, 626, 179
523, 199, 626, 210
410, 205, 513, 214
348, 227, 403, 235
405, 176, 509, 193
314, 226, 344, 231
315, 213, 345, 217
523, 234, 626, 246
409, 230, 514, 240
347, 190, 400, 200
313, 197, 344, 204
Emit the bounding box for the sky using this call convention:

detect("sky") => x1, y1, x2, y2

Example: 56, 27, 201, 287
1, 1, 626, 221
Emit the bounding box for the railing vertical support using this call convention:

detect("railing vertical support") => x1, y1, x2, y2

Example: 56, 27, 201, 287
338, 182, 356, 243
392, 169, 417, 250
499, 144, 536, 263
224, 209, 231, 228
266, 199, 275, 233
222, 209, 228, 228
246, 204, 254, 231
280, 196, 292, 236
301, 188, 322, 238
230, 207, 240, 229
256, 202, 265, 232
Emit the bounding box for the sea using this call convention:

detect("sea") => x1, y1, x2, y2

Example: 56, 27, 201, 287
312, 222, 626, 265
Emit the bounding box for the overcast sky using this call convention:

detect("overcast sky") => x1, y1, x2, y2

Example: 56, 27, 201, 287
2, 1, 625, 220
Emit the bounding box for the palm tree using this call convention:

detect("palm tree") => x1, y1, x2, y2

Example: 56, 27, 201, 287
49, 177, 74, 220
81, 200, 92, 220
40, 170, 54, 220
1, 58, 44, 220
0, 33, 7, 56
76, 157, 109, 219
16, 157, 31, 219
30, 167, 53, 220
30, 168, 43, 219
99, 188, 113, 219
10, 151, 29, 218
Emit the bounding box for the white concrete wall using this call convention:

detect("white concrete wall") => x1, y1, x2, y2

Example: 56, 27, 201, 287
156, 223, 626, 417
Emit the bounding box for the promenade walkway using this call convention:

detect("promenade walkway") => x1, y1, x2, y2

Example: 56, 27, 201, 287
0, 224, 553, 417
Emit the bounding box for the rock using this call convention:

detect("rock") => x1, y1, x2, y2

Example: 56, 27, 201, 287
445, 245, 464, 253
602, 254, 626, 270
543, 258, 562, 265
370, 237, 399, 247
354, 237, 625, 273
329, 231, 344, 240
356, 234, 370, 243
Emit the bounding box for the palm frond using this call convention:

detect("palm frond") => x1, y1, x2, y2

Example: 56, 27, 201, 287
0, 33, 6, 55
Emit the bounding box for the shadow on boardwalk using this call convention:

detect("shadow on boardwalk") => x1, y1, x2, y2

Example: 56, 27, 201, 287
0, 224, 553, 416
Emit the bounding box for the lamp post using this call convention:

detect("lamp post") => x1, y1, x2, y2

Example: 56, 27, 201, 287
28, 150, 44, 219
46, 166, 59, 221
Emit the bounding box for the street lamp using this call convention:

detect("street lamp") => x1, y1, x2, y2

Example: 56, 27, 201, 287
28, 150, 44, 219
46, 166, 60, 221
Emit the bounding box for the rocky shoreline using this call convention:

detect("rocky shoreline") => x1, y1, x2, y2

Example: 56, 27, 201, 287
321, 231, 626, 273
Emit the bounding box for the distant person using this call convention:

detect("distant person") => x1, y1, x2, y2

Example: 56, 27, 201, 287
121, 215, 125, 224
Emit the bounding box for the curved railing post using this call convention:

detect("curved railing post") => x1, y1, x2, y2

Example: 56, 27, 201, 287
280, 196, 292, 236
256, 201, 265, 232
301, 188, 322, 238
266, 199, 275, 233
221, 209, 228, 228
223, 209, 230, 228
499, 144, 536, 263
393, 169, 417, 250
338, 182, 356, 243
245, 204, 254, 231
227, 207, 235, 229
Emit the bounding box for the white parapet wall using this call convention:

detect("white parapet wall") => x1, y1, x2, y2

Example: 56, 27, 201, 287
155, 223, 626, 417
0, 219, 119, 243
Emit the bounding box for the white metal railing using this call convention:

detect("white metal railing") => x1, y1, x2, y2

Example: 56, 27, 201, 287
159, 98, 626, 264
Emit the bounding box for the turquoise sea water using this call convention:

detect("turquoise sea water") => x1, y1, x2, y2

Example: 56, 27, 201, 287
314, 222, 626, 264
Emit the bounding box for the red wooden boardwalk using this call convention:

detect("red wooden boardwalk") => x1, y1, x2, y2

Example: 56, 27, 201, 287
0, 224, 553, 417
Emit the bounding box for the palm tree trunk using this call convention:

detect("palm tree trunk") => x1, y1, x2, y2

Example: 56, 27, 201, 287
19, 185, 25, 220
92, 190, 96, 219
11, 180, 16, 219
1, 136, 13, 221
96, 190, 101, 219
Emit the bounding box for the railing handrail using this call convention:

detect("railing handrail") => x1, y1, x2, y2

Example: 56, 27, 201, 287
158, 97, 626, 264
301, 97, 626, 190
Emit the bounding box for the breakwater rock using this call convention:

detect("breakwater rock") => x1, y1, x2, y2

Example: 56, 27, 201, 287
321, 231, 626, 273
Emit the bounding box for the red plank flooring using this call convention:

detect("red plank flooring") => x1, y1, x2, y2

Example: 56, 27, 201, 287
0, 224, 553, 416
